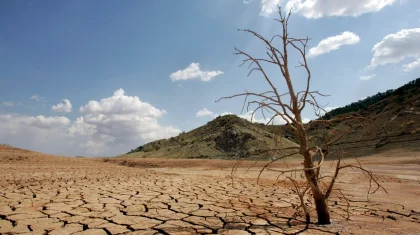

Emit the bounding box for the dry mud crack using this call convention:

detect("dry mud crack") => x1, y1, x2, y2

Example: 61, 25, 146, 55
1, 155, 420, 234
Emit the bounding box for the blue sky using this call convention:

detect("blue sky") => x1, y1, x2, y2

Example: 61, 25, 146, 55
1, 0, 419, 156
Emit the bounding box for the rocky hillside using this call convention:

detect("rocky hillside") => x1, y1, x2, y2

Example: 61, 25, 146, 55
122, 115, 298, 160
322, 78, 420, 120
288, 78, 420, 157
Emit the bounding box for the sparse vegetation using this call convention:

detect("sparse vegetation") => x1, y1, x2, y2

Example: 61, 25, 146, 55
322, 78, 420, 119
124, 115, 298, 159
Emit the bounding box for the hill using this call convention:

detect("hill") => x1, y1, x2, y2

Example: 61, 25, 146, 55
125, 78, 420, 159
0, 144, 79, 163
322, 78, 420, 120
122, 115, 299, 160
289, 78, 420, 157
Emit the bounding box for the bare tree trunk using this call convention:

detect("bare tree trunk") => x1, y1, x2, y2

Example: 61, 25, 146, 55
297, 121, 331, 224
304, 166, 331, 224
314, 195, 331, 224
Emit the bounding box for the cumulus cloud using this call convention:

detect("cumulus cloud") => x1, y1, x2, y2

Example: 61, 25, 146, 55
67, 117, 96, 137
285, 0, 396, 19
308, 32, 360, 58
80, 89, 166, 117
0, 89, 181, 157
360, 74, 376, 81
196, 108, 218, 118
368, 28, 420, 69
52, 99, 72, 113
21, 115, 70, 129
170, 63, 223, 82
0, 113, 76, 155
260, 0, 281, 16
78, 88, 180, 145
403, 58, 420, 72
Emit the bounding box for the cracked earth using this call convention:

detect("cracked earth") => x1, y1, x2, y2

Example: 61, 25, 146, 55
1, 147, 420, 234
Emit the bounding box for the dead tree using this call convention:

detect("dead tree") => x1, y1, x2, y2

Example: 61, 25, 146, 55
217, 7, 385, 225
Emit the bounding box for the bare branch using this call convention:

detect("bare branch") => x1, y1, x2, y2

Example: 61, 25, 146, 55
325, 150, 342, 199
286, 177, 311, 224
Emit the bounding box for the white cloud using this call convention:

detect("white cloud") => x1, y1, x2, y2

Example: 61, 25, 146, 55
80, 89, 166, 117
238, 111, 274, 124
30, 95, 44, 102
68, 117, 96, 137
170, 63, 223, 82
196, 109, 235, 119
360, 74, 376, 80
369, 28, 420, 69
220, 112, 234, 116
196, 108, 218, 118
260, 0, 281, 16
0, 114, 12, 122
80, 89, 180, 143
325, 106, 338, 112
302, 118, 311, 124
0, 113, 76, 155
52, 99, 72, 113
308, 32, 360, 58
285, 0, 396, 19
403, 58, 420, 72
21, 115, 70, 129
0, 89, 181, 157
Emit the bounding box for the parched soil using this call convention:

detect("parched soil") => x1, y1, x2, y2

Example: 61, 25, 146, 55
1, 146, 420, 234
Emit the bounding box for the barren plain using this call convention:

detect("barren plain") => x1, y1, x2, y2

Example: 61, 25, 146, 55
1, 145, 420, 235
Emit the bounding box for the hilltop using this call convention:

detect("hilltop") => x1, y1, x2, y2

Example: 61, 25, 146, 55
122, 115, 298, 160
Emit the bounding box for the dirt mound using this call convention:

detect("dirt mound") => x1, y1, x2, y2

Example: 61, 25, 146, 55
123, 115, 298, 160
0, 144, 76, 163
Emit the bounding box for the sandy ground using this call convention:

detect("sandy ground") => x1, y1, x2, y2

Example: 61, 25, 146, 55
1, 146, 420, 235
